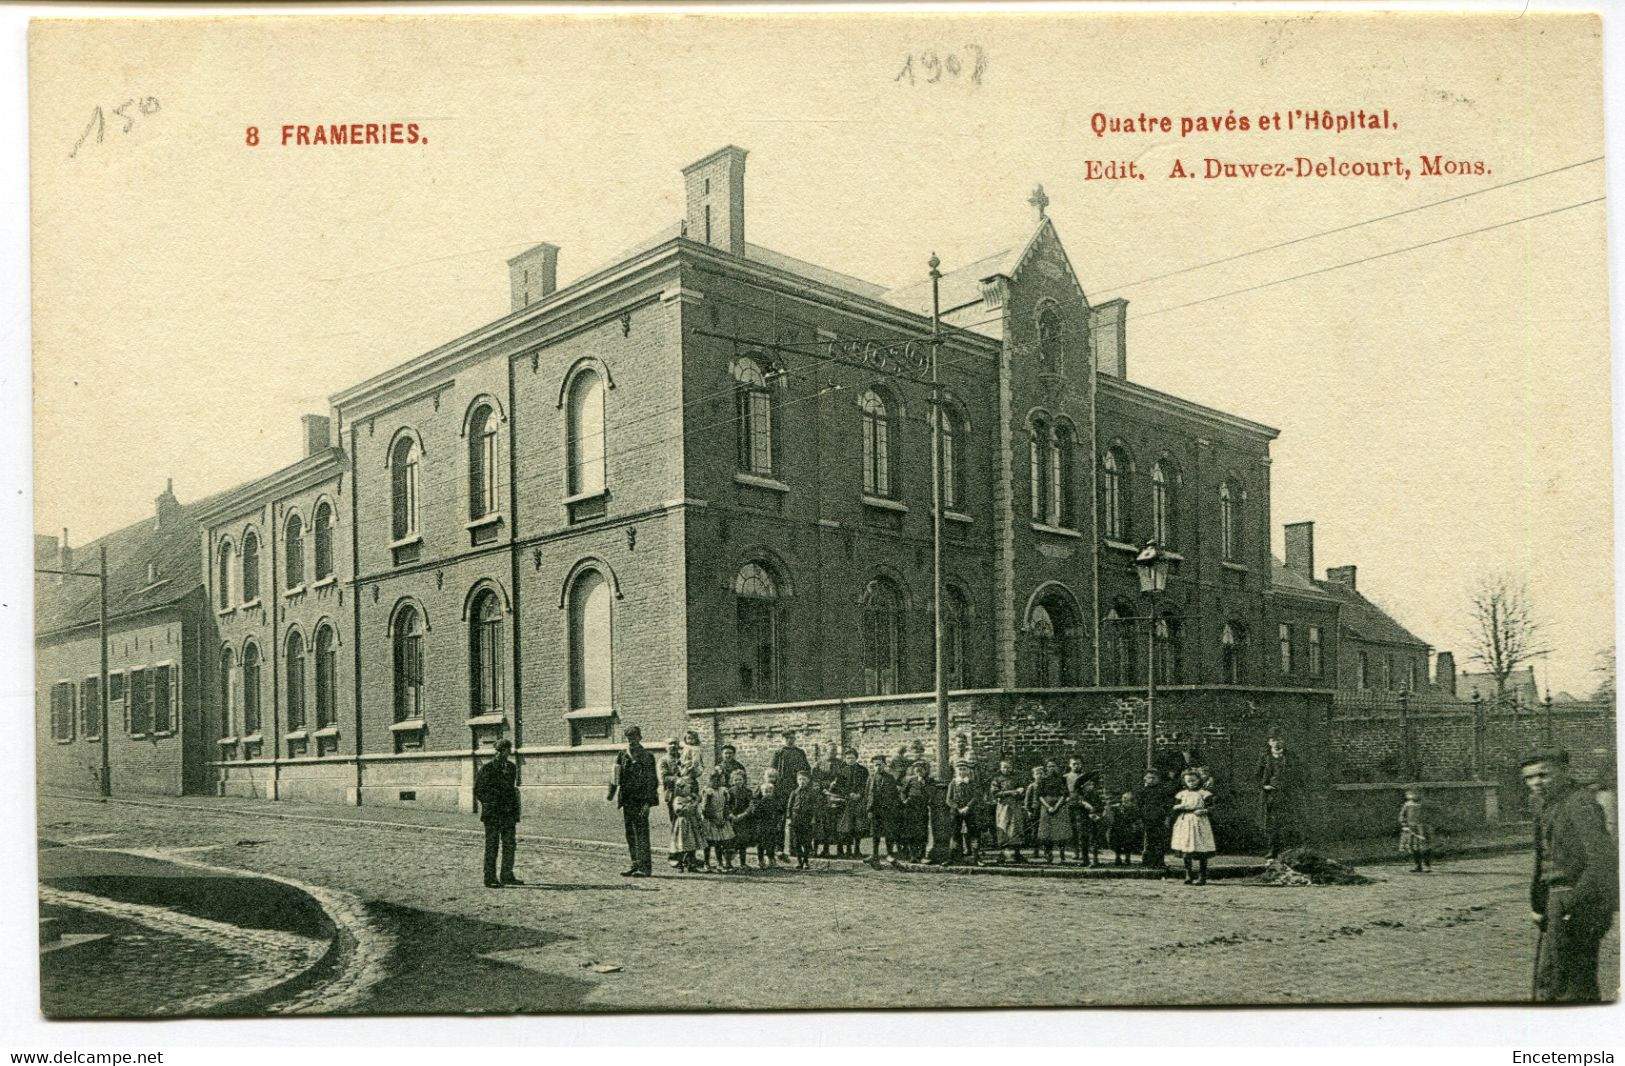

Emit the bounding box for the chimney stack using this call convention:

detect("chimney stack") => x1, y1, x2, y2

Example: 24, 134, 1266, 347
508, 243, 560, 311
1435, 651, 1457, 696
1283, 521, 1315, 581
1325, 565, 1357, 590
682, 146, 748, 256
60, 528, 72, 579
1091, 299, 1128, 378
154, 479, 181, 529
301, 414, 332, 457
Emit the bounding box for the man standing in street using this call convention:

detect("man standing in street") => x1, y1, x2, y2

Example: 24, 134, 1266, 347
771, 731, 811, 859
1256, 732, 1298, 858
608, 726, 660, 877
1523, 750, 1618, 1002
474, 739, 523, 888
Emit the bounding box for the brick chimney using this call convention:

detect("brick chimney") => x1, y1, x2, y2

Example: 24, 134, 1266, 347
154, 479, 181, 529
508, 243, 559, 311
301, 414, 332, 457
1284, 521, 1315, 581
1325, 565, 1357, 590
59, 528, 72, 581
1435, 650, 1457, 696
1091, 299, 1128, 378
682, 146, 748, 256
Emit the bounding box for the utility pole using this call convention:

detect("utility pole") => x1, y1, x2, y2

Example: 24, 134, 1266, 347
929, 252, 949, 781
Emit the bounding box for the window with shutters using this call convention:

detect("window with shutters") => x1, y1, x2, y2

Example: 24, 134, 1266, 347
50, 681, 75, 742
80, 676, 101, 739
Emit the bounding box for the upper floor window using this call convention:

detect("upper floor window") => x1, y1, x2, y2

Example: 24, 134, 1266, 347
286, 631, 306, 731
312, 502, 334, 581
391, 436, 420, 541
1103, 602, 1137, 685
1038, 306, 1063, 373
1151, 460, 1177, 547
393, 605, 424, 721
936, 400, 968, 511
1220, 479, 1242, 562
569, 569, 612, 712
567, 369, 606, 497
314, 625, 337, 729
1278, 623, 1295, 676
1221, 622, 1242, 684
734, 562, 782, 702
240, 532, 259, 603
732, 359, 775, 476
1102, 447, 1129, 541
470, 589, 504, 717
284, 513, 305, 588
1050, 422, 1076, 527
218, 540, 236, 609
1028, 417, 1050, 521
1308, 625, 1324, 677
859, 389, 892, 497
861, 576, 903, 696
469, 404, 499, 519
1154, 613, 1182, 685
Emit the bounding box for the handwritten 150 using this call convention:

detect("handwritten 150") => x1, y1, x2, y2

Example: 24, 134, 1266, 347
895, 46, 987, 87
70, 97, 161, 159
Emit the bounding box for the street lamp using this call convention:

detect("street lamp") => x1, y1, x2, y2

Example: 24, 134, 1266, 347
1134, 541, 1175, 772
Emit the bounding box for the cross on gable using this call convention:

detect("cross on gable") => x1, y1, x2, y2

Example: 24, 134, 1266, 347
1028, 184, 1049, 219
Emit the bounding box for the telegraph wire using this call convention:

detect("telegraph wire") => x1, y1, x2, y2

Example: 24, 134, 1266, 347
1092, 156, 1604, 295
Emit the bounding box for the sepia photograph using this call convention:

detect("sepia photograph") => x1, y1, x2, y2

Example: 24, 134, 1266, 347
16, 5, 1620, 1027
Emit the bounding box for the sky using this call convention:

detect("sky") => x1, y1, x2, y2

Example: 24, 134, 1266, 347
26, 11, 1612, 695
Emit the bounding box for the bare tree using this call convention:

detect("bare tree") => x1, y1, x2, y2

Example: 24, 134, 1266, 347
1592, 644, 1616, 704
1464, 573, 1550, 700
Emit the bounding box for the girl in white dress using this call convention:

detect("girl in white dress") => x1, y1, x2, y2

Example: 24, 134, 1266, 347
1170, 768, 1217, 885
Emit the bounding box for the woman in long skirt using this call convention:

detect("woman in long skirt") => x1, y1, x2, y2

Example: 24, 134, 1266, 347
1035, 763, 1071, 862
990, 759, 1027, 862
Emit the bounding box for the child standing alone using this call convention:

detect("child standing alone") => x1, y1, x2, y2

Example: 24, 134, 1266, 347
1398, 788, 1432, 872
1170, 768, 1217, 885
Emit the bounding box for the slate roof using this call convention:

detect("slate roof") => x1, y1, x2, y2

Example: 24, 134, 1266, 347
1457, 667, 1541, 703
1269, 557, 1337, 599
34, 489, 226, 638
1312, 578, 1429, 648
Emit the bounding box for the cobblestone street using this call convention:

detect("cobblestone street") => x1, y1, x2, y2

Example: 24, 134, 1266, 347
35, 794, 1619, 1013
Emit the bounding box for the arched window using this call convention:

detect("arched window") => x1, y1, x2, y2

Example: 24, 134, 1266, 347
1104, 602, 1137, 685
1154, 613, 1182, 685
936, 401, 968, 511
1221, 622, 1242, 684
314, 625, 336, 729
859, 390, 892, 497
284, 513, 305, 588
469, 404, 499, 520
1102, 447, 1129, 540
393, 605, 424, 721
1031, 596, 1078, 686
1051, 422, 1075, 527
1038, 306, 1063, 373
732, 359, 774, 476
569, 569, 612, 711
1220, 479, 1242, 562
285, 631, 306, 731
241, 642, 262, 735
943, 587, 968, 689
734, 562, 781, 701
312, 502, 334, 581
567, 369, 606, 496
470, 589, 503, 716
1028, 417, 1050, 521
241, 532, 259, 603
219, 646, 236, 738
1152, 460, 1176, 546
391, 435, 420, 540
218, 540, 236, 609
861, 577, 903, 696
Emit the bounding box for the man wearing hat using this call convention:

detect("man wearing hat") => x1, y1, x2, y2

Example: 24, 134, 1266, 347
473, 739, 523, 888
608, 726, 660, 877
1522, 749, 1618, 1002
1256, 732, 1299, 858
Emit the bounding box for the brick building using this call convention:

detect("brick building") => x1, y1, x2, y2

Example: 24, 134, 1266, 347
46, 146, 1398, 844
35, 483, 218, 797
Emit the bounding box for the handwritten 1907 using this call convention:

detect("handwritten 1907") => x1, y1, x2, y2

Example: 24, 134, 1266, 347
895, 46, 987, 87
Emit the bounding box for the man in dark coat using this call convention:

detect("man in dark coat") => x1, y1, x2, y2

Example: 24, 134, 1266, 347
865, 754, 902, 860
1136, 768, 1173, 870
770, 731, 811, 856
831, 748, 871, 857
474, 739, 522, 888
608, 726, 661, 877
1523, 750, 1618, 1002
1256, 733, 1299, 858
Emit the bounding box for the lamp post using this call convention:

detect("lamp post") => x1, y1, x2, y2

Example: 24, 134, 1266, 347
1134, 541, 1174, 772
